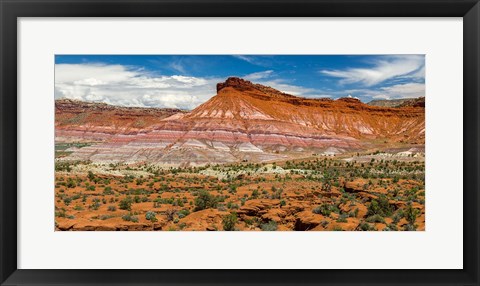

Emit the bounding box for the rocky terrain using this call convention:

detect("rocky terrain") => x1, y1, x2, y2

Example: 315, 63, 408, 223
55, 153, 425, 231
56, 77, 425, 167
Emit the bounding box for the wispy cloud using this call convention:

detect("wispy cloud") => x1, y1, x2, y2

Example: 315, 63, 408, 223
257, 79, 318, 97
375, 83, 425, 99
232, 55, 257, 64
320, 55, 424, 86
344, 82, 425, 100
169, 61, 186, 74
55, 63, 219, 110
242, 69, 321, 97
244, 70, 274, 81
232, 55, 274, 67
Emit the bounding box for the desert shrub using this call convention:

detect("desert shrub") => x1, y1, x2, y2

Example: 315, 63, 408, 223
90, 198, 101, 210
222, 212, 237, 231
336, 214, 348, 223
348, 208, 359, 218
194, 190, 218, 211
107, 205, 117, 212
55, 208, 67, 218
404, 203, 420, 225
99, 215, 114, 220
384, 224, 398, 231
122, 213, 138, 222
177, 209, 190, 219
154, 197, 175, 205
244, 218, 255, 226
145, 211, 157, 222
175, 198, 184, 207
66, 178, 76, 188
367, 195, 393, 217
403, 203, 420, 231
103, 186, 114, 195
87, 171, 95, 181
366, 214, 386, 223
313, 203, 337, 216
228, 185, 237, 194
261, 220, 278, 231
358, 222, 376, 231
271, 188, 283, 199
403, 224, 417, 231
333, 225, 344, 231
73, 205, 83, 211
280, 200, 286, 207
63, 197, 72, 206
134, 195, 141, 203
119, 197, 133, 211
320, 220, 329, 228
165, 209, 176, 221
226, 201, 239, 210
392, 210, 404, 224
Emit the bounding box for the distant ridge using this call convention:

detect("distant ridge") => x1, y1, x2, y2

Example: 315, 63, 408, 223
368, 97, 425, 108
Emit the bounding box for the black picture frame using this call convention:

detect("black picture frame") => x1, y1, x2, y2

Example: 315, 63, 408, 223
1, 0, 479, 285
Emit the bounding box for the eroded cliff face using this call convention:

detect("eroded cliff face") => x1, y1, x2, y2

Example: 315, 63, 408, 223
55, 99, 186, 142
55, 77, 425, 166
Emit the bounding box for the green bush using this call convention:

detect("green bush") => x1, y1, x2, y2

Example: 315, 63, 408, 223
119, 197, 133, 211
403, 203, 420, 230
358, 222, 376, 231
367, 195, 393, 217
63, 197, 72, 206
178, 209, 190, 219
222, 212, 237, 231
103, 186, 114, 195
194, 190, 218, 211
261, 221, 278, 231
336, 214, 348, 223
313, 203, 337, 216
122, 213, 138, 222
90, 198, 101, 210
365, 214, 385, 223
145, 211, 157, 222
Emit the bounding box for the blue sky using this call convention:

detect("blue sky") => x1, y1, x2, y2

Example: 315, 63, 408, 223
55, 55, 425, 110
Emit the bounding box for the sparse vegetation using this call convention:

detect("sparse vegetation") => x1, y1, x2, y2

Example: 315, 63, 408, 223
55, 149, 424, 231
261, 221, 278, 231
222, 213, 237, 231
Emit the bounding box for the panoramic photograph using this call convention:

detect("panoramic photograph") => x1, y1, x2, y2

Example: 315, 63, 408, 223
54, 55, 425, 231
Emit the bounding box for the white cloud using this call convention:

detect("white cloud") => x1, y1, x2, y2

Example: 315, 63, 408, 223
243, 70, 320, 97
375, 83, 425, 99
345, 82, 425, 100
232, 55, 257, 64
232, 55, 273, 67
169, 62, 186, 74
320, 55, 425, 86
244, 70, 274, 81
55, 63, 219, 110
257, 79, 317, 96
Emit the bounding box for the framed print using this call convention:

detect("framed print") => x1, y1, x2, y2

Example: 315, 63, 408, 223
1, 0, 479, 285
